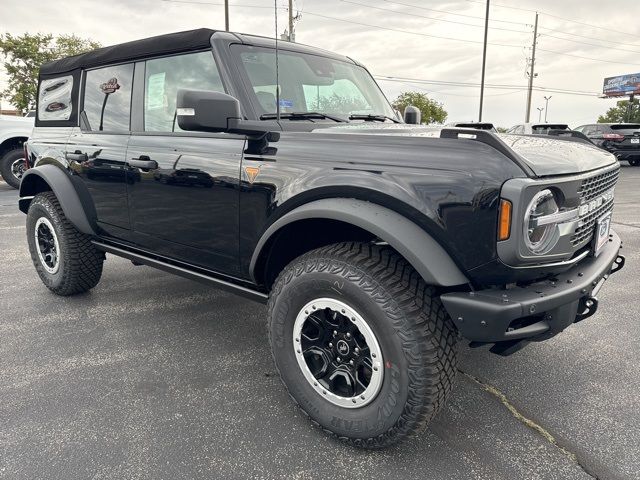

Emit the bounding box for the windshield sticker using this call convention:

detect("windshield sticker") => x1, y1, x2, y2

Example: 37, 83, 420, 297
279, 99, 293, 108
147, 72, 166, 110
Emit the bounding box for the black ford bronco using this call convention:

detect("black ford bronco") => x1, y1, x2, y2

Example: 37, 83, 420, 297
21, 29, 624, 448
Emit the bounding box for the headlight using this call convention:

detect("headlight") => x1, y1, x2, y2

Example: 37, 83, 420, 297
524, 189, 559, 254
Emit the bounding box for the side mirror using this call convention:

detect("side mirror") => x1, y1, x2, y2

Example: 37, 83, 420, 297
176, 89, 279, 139
177, 89, 241, 132
403, 105, 421, 125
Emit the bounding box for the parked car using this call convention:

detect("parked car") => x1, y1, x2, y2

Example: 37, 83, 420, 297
445, 121, 497, 132
0, 114, 34, 188
506, 122, 572, 135
574, 123, 640, 166
20, 28, 625, 448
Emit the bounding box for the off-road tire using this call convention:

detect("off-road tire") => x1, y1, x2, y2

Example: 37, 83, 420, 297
0, 147, 25, 189
26, 191, 104, 295
268, 242, 458, 448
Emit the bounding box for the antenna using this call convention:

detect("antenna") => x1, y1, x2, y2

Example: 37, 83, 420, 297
274, 0, 281, 122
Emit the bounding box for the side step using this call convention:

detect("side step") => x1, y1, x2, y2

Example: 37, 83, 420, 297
92, 241, 268, 304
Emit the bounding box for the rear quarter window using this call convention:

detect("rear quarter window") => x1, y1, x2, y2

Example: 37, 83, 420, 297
38, 76, 74, 121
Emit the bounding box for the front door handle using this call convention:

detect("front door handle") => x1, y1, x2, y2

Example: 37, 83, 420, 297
129, 156, 158, 170
66, 151, 88, 162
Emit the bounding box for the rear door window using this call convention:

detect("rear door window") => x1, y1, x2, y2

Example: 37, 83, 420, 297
83, 64, 134, 131
143, 51, 224, 132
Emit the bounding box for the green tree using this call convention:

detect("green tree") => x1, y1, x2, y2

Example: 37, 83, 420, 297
597, 99, 640, 123
0, 33, 101, 113
391, 91, 447, 124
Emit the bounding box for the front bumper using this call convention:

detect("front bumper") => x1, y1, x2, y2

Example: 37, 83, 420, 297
441, 230, 624, 354
604, 146, 640, 160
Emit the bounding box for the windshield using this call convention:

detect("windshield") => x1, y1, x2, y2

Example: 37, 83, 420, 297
231, 44, 396, 121
532, 124, 569, 132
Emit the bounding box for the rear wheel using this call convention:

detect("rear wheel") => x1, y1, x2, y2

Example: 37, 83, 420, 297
268, 242, 458, 448
0, 147, 26, 189
26, 191, 104, 295
629, 158, 640, 166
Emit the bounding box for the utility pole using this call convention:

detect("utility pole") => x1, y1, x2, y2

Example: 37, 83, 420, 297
224, 0, 229, 31
478, 0, 490, 121
288, 0, 295, 41
537, 107, 544, 122
525, 12, 539, 122
543, 95, 551, 122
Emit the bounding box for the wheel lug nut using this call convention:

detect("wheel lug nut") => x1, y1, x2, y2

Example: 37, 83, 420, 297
349, 360, 354, 366
346, 333, 351, 339
354, 347, 359, 354
333, 330, 338, 337
328, 342, 333, 348
337, 357, 341, 363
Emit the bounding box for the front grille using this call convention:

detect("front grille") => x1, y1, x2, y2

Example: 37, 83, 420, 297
570, 166, 619, 247
577, 167, 619, 202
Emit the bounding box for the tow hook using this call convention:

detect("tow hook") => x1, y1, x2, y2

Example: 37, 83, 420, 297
610, 255, 625, 275
575, 296, 598, 323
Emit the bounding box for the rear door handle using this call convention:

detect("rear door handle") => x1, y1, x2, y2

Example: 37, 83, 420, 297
129, 156, 158, 170
66, 151, 88, 162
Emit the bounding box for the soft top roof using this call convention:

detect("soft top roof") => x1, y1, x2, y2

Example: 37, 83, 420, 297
40, 28, 216, 76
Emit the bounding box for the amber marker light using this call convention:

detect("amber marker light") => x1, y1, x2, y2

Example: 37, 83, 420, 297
498, 199, 512, 241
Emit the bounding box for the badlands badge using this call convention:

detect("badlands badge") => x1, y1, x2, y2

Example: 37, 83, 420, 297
243, 166, 260, 184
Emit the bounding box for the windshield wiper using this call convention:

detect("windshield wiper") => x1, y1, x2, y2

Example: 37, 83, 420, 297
260, 112, 347, 123
348, 114, 400, 123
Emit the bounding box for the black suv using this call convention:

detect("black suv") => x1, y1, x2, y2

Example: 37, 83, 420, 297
575, 123, 640, 166
20, 29, 624, 448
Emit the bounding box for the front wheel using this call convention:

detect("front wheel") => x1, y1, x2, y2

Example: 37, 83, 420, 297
0, 147, 26, 189
629, 158, 640, 167
268, 242, 458, 448
26, 191, 104, 295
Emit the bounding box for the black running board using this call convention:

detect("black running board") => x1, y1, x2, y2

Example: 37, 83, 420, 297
92, 241, 268, 304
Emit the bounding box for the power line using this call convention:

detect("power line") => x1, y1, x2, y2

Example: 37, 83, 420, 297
538, 27, 640, 49
302, 11, 524, 48
373, 75, 600, 97
382, 0, 530, 27
340, 0, 530, 34
540, 11, 640, 40
539, 31, 640, 55
538, 48, 640, 67
463, 0, 640, 39
160, 0, 280, 9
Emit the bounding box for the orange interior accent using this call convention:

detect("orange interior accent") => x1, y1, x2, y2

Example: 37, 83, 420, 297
498, 199, 512, 241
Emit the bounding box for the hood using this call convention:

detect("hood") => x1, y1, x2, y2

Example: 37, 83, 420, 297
312, 123, 617, 177
0, 114, 34, 123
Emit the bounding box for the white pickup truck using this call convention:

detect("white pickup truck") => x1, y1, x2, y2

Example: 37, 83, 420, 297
0, 114, 34, 189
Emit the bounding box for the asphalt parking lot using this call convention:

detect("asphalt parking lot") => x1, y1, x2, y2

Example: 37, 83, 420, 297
0, 166, 638, 480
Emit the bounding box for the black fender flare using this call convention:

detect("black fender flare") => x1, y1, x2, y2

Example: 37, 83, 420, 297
250, 198, 469, 287
19, 165, 97, 235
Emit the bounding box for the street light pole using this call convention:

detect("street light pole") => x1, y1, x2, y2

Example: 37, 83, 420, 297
224, 0, 229, 30
543, 95, 552, 122
537, 107, 544, 122
478, 0, 490, 122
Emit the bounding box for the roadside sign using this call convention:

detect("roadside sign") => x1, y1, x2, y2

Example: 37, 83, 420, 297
603, 73, 640, 97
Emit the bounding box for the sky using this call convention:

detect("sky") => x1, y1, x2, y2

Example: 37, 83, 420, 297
2, 0, 639, 128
